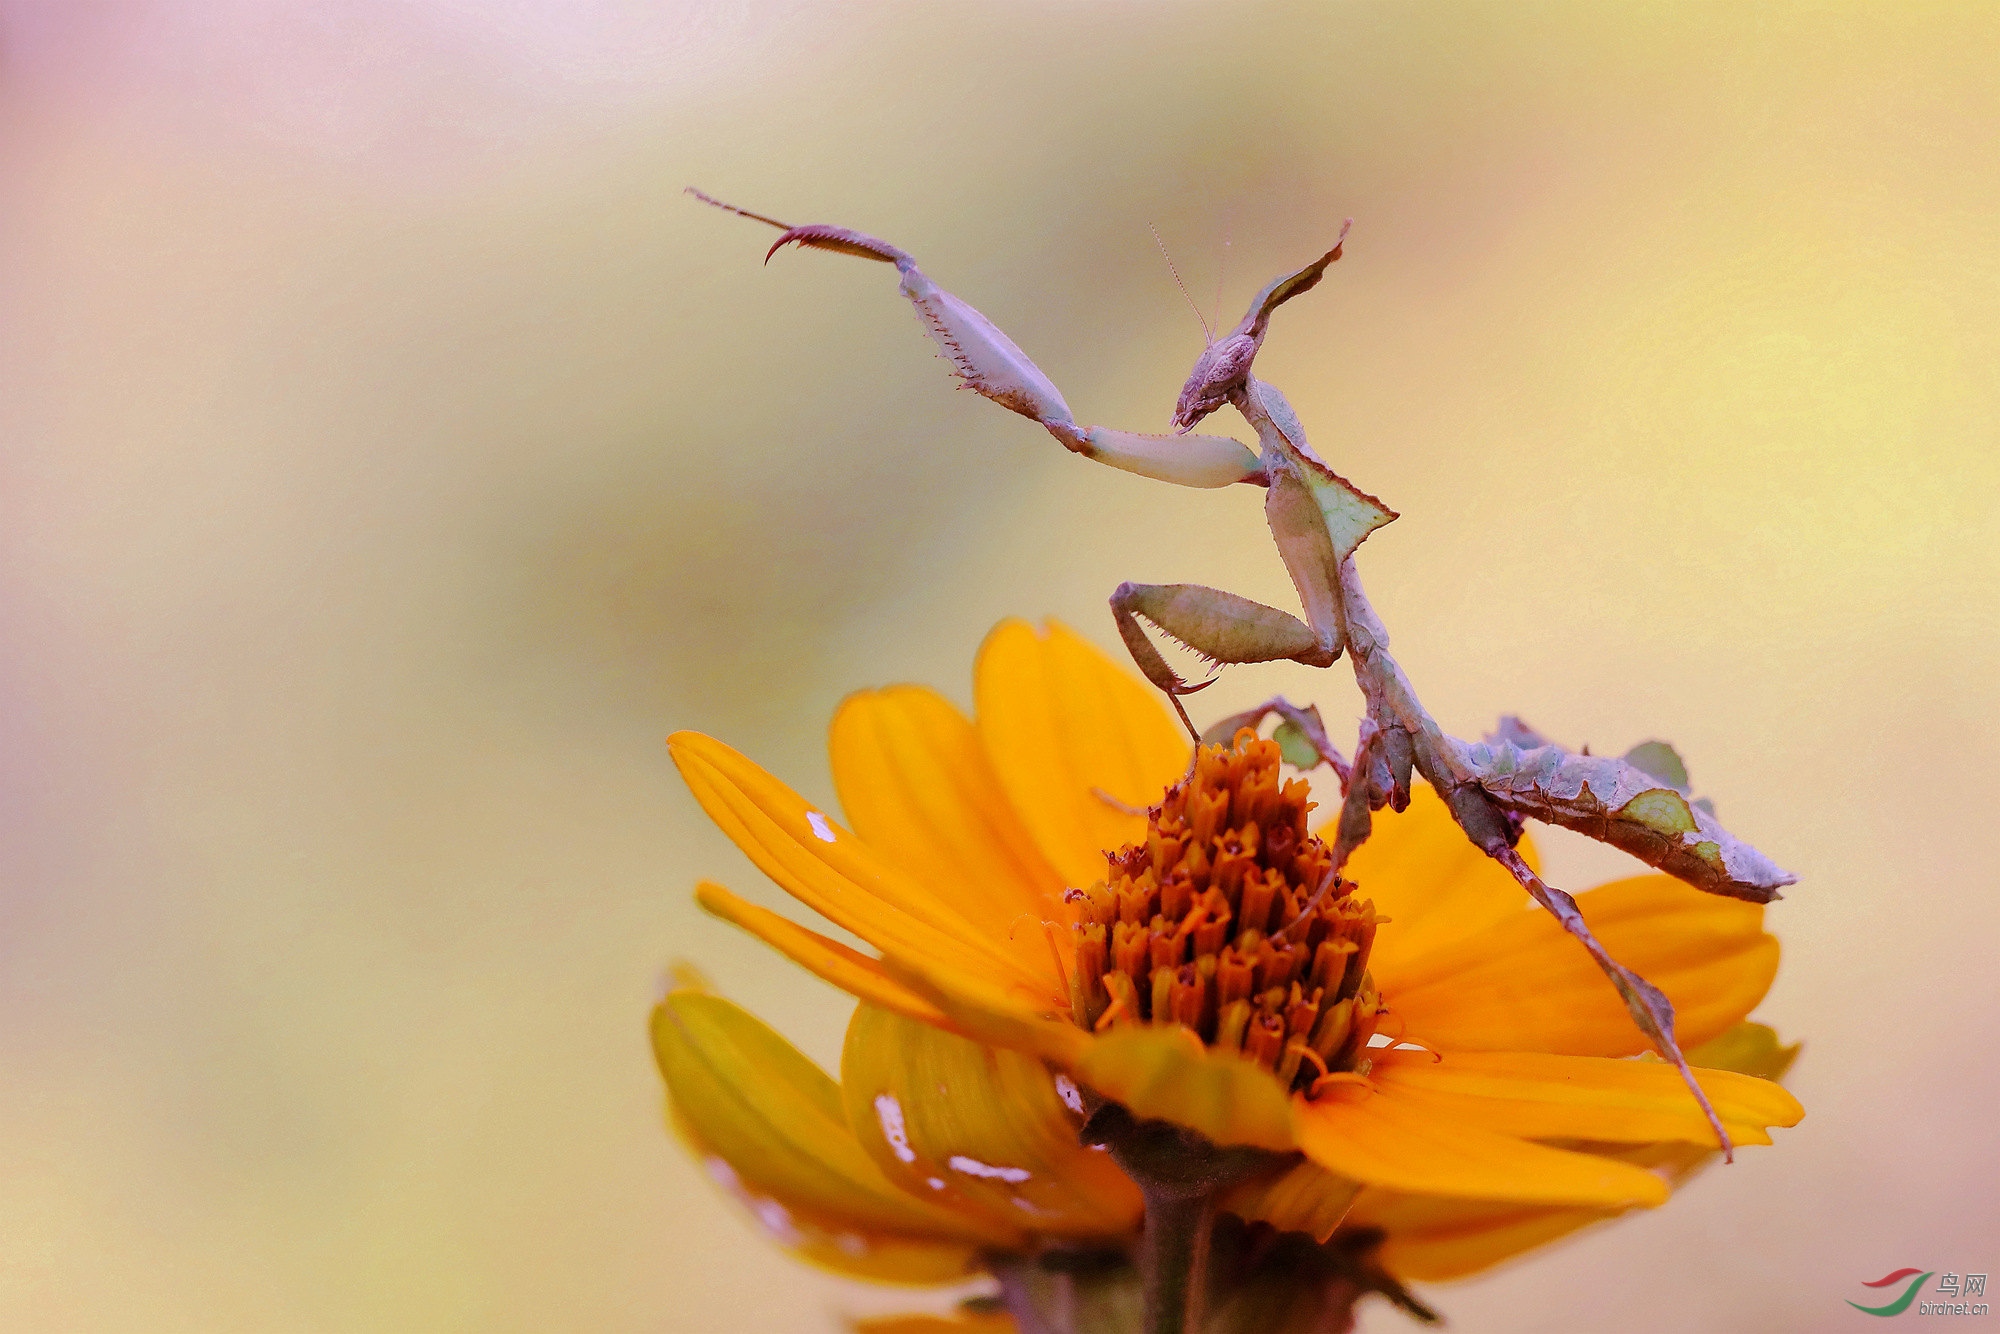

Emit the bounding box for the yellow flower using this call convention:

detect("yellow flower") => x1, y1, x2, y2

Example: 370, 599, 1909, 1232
654, 619, 1801, 1298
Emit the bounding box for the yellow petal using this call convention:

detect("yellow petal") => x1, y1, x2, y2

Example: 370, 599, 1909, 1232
670, 732, 1059, 1002
1073, 1026, 1298, 1153
675, 1112, 986, 1284
1334, 783, 1539, 970
974, 620, 1189, 890
1348, 1134, 1723, 1283
651, 990, 1017, 1254
853, 1315, 1017, 1334
1349, 1021, 1806, 1282
1353, 1187, 1622, 1283
694, 881, 950, 1029
880, 947, 1089, 1068
1221, 1157, 1362, 1243
831, 686, 1071, 981
1293, 1087, 1669, 1208
1368, 1048, 1802, 1148
842, 1004, 1143, 1240
1376, 874, 1778, 1056
1685, 1019, 1802, 1082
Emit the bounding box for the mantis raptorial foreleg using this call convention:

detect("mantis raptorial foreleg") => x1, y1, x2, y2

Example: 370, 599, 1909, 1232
686, 189, 1264, 493
685, 189, 1368, 719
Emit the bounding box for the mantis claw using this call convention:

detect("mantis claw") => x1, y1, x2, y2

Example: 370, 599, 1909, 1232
764, 225, 912, 267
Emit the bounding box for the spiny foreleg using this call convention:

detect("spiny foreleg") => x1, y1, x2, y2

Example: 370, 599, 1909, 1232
688, 188, 1269, 492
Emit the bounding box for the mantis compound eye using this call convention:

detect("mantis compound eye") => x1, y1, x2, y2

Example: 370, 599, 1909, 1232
1066, 730, 1388, 1101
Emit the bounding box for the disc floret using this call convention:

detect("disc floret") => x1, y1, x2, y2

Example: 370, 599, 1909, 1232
1067, 731, 1388, 1098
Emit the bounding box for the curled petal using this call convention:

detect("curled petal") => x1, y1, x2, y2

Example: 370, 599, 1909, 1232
1350, 1135, 1726, 1284
677, 1149, 988, 1286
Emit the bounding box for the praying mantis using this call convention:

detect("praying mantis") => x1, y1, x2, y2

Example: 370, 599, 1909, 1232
687, 187, 1795, 1159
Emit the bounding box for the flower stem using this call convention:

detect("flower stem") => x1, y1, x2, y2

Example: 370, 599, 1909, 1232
1081, 1103, 1279, 1334
1138, 1187, 1216, 1334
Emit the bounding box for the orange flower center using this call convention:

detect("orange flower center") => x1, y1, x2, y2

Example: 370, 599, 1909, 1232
1066, 730, 1387, 1099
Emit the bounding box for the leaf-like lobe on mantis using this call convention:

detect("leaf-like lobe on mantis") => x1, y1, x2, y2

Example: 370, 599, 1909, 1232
1240, 220, 1350, 337
1451, 736, 1795, 904
1248, 380, 1397, 568
1269, 719, 1323, 771
1199, 697, 1349, 779
1264, 468, 1346, 656
1622, 740, 1691, 793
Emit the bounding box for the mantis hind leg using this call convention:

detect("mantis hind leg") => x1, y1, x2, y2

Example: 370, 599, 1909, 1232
1109, 581, 1338, 738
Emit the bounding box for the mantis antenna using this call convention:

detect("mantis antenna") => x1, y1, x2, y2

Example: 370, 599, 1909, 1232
1210, 211, 1233, 340
1149, 224, 1212, 345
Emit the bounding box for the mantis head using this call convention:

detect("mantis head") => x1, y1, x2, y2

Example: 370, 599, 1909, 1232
1171, 219, 1352, 433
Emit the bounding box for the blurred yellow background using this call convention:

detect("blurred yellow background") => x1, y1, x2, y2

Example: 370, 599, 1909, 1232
2, 3, 1995, 1330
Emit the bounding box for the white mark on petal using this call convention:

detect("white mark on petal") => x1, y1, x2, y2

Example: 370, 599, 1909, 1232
1054, 1074, 1084, 1115
926, 1176, 945, 1190
751, 1197, 801, 1245
807, 811, 837, 843
873, 1093, 916, 1163
949, 1155, 1032, 1184
835, 1233, 869, 1257
705, 1157, 742, 1191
